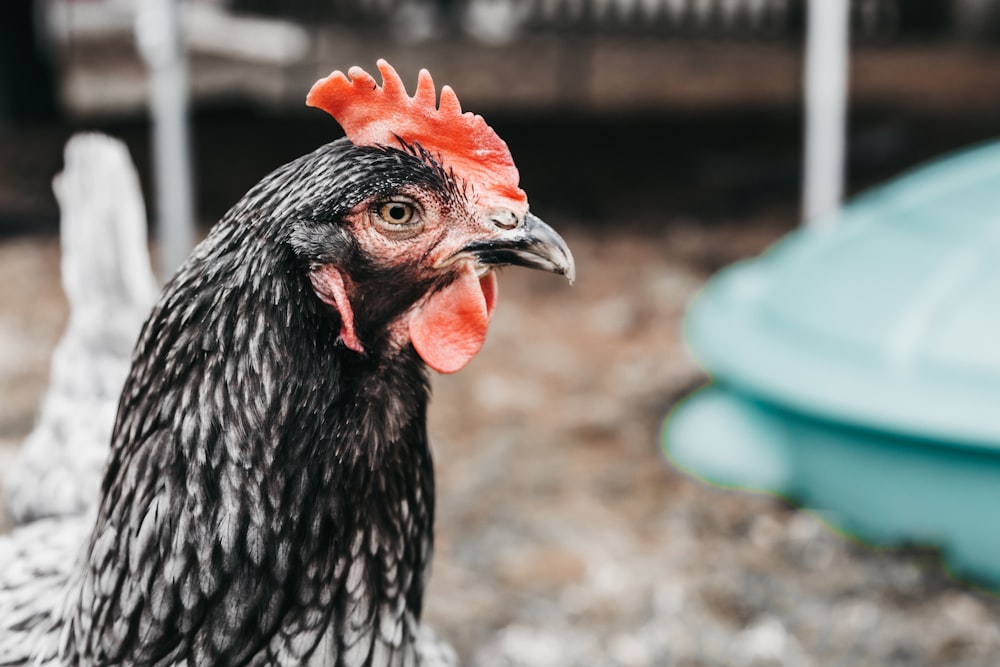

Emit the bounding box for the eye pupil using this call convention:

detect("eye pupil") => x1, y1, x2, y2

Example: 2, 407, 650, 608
379, 201, 415, 226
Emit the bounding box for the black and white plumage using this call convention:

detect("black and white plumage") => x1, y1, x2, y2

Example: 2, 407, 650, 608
0, 97, 574, 664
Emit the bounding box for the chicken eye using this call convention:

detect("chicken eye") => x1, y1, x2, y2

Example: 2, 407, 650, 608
379, 201, 416, 226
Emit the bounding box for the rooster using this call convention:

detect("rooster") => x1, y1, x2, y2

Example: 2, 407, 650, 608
0, 60, 574, 665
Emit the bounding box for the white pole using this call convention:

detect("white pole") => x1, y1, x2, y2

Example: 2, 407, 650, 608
136, 0, 196, 280
802, 0, 850, 227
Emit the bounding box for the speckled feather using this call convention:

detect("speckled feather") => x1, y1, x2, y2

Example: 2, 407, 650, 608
0, 139, 465, 666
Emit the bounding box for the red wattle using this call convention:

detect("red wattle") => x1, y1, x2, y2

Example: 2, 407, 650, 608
409, 265, 497, 374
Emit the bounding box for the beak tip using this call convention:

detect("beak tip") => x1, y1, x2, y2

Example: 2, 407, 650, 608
563, 259, 576, 285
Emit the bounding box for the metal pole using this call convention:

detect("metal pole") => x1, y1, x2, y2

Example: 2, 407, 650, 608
136, 0, 196, 280
802, 0, 850, 227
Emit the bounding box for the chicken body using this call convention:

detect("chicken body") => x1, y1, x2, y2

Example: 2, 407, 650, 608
5, 134, 159, 524
0, 127, 572, 664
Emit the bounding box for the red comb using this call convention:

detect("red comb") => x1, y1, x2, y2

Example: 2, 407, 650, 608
306, 60, 527, 212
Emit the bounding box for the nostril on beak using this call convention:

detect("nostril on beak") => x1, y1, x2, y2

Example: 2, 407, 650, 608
489, 210, 520, 230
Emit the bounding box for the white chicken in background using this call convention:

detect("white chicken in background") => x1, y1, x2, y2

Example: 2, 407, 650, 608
4, 133, 159, 524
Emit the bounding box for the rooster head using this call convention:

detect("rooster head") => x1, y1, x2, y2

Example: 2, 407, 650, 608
294, 60, 574, 374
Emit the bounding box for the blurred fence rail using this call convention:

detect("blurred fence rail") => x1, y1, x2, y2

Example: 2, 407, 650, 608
234, 0, 970, 40
42, 0, 1000, 118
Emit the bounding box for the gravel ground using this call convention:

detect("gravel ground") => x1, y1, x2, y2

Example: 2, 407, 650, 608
3, 214, 1000, 666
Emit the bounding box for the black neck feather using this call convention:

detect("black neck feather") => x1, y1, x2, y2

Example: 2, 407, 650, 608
64, 169, 437, 665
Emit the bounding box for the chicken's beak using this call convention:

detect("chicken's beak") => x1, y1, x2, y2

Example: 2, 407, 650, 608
460, 212, 576, 283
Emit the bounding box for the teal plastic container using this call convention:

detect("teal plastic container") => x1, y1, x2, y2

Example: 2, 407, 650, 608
664, 138, 1000, 590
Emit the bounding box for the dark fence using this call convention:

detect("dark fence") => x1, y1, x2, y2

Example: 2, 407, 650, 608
230, 0, 985, 43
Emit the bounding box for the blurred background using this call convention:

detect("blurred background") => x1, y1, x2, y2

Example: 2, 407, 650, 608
4, 1, 1000, 665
